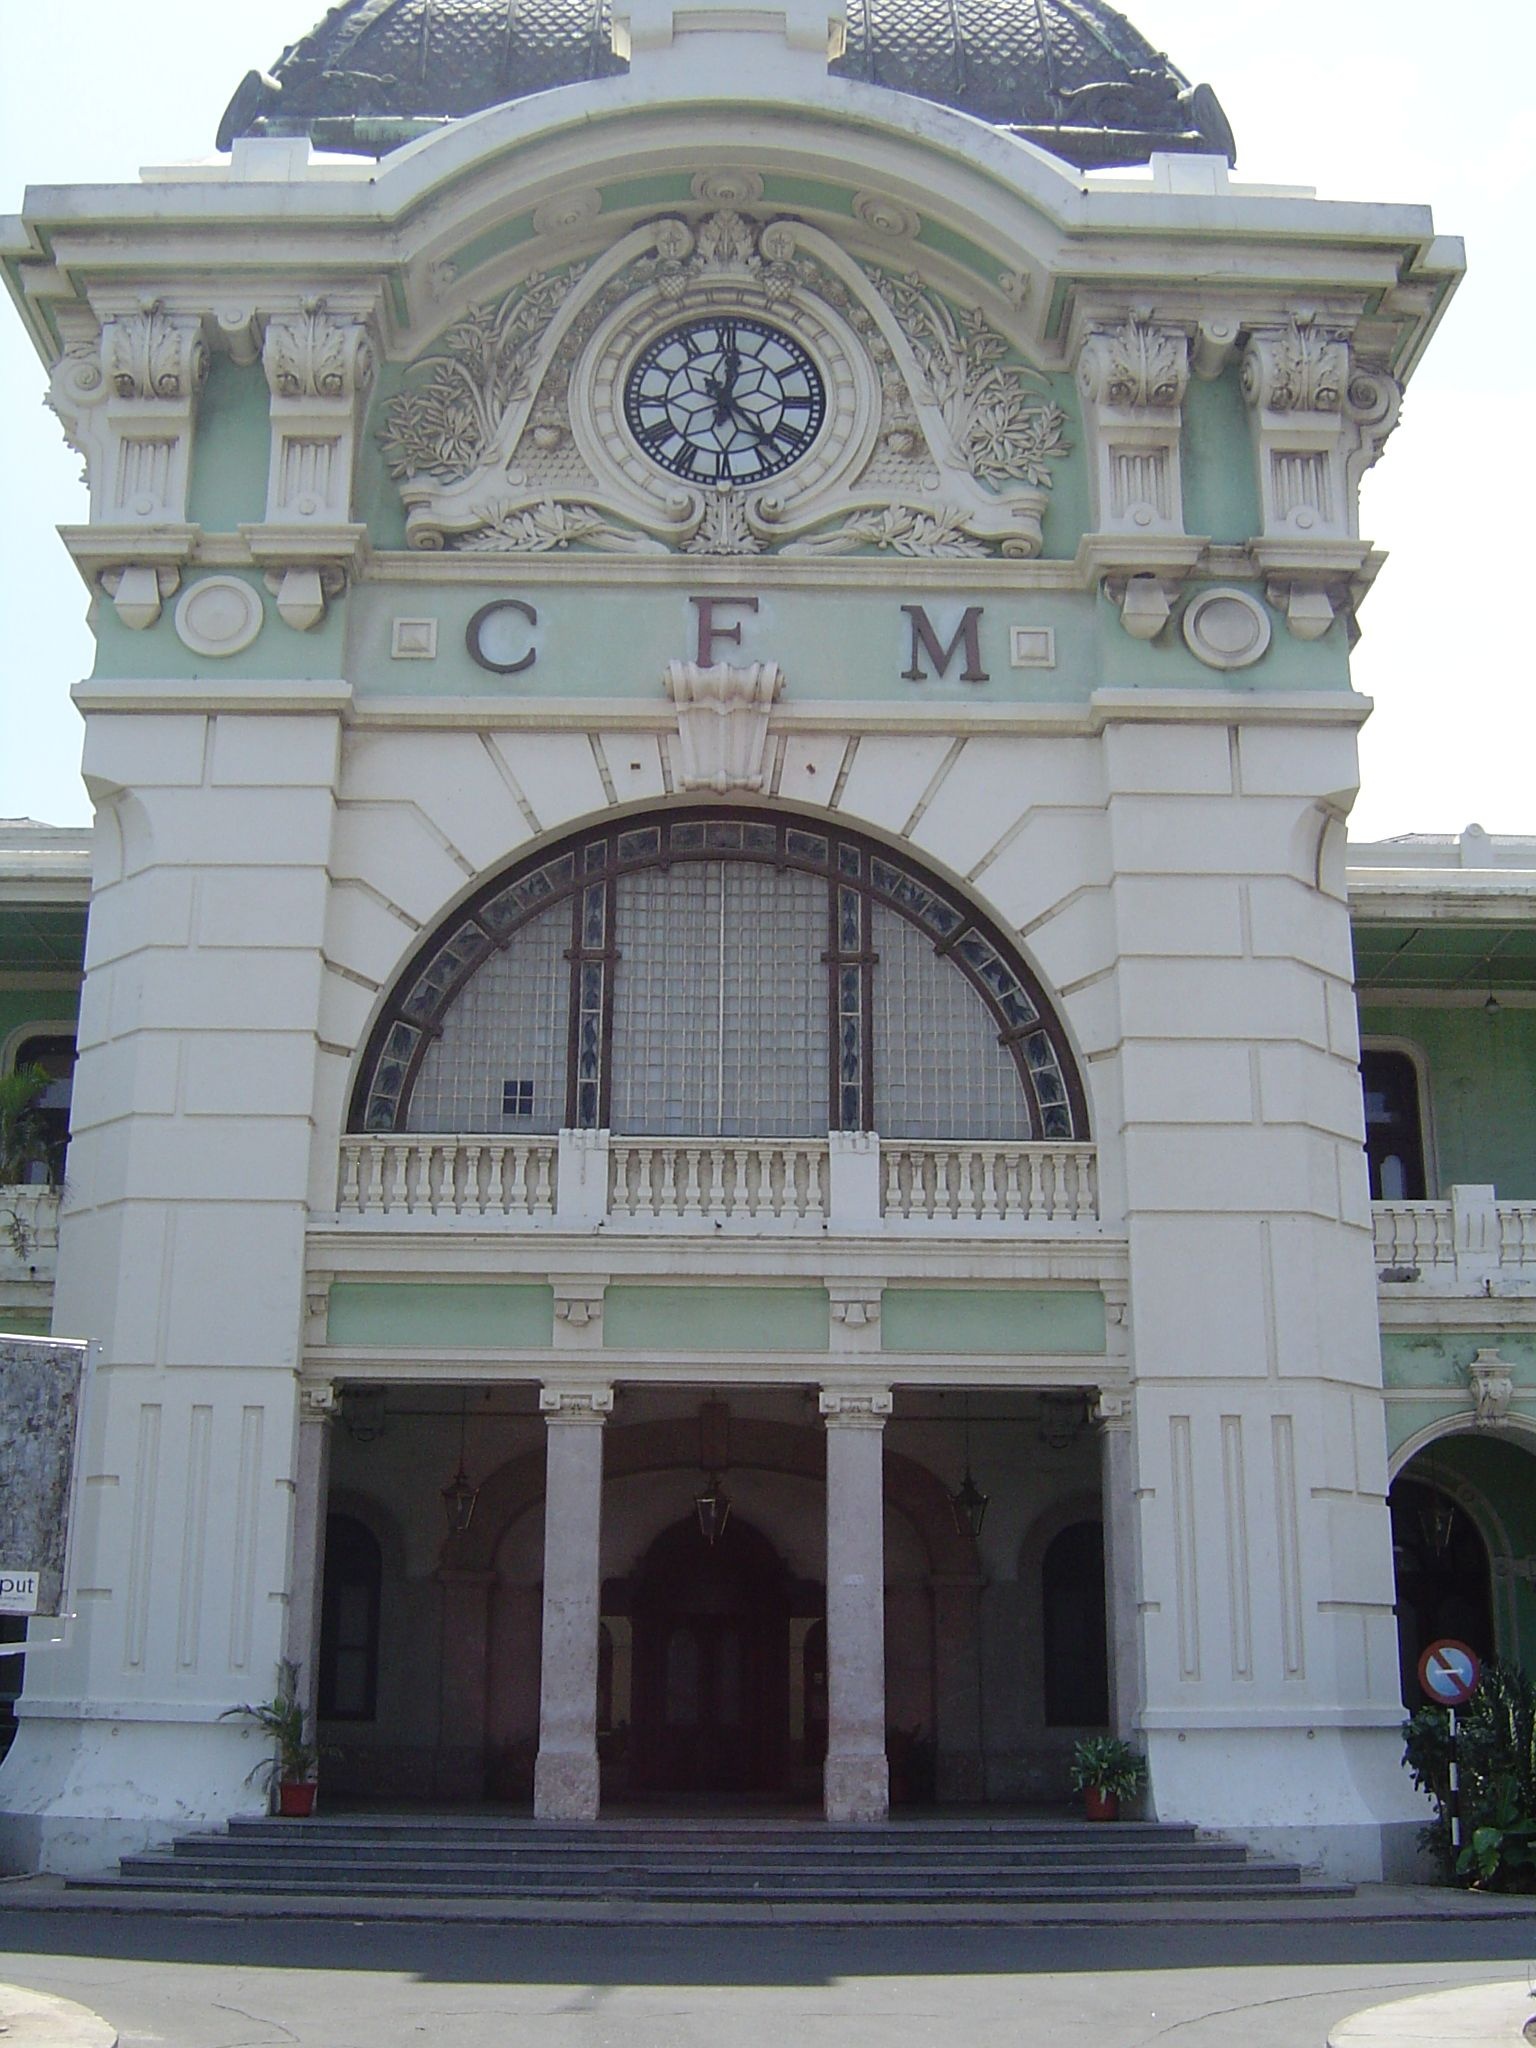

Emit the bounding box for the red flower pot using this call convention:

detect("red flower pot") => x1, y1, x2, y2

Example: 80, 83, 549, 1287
1083, 1787, 1119, 1822
277, 1781, 318, 1817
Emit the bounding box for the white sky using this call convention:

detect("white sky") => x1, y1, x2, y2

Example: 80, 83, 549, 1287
1, 1, 1532, 837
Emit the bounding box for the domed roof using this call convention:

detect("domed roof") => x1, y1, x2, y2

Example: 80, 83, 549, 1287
218, 0, 1234, 169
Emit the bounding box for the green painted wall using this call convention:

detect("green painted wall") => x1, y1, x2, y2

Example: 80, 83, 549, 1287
1382, 1331, 1536, 1416
602, 1284, 828, 1351
92, 570, 348, 681
1360, 1005, 1536, 1198
0, 1310, 51, 1337
0, 989, 79, 1056
882, 1286, 1106, 1355
186, 358, 269, 532
327, 1281, 554, 1349
358, 366, 411, 551
1182, 369, 1261, 545
1096, 582, 1350, 690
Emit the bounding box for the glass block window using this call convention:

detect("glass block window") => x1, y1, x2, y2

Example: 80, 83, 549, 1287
871, 904, 1033, 1140
405, 899, 570, 1134
609, 861, 829, 1136
353, 812, 1086, 1142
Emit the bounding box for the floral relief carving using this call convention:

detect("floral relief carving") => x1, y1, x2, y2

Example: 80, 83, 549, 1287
865, 268, 1069, 488
379, 265, 588, 482
796, 502, 989, 557
453, 500, 664, 554
684, 490, 766, 556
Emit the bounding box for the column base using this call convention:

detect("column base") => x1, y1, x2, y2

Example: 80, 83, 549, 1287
824, 1753, 889, 1823
533, 1747, 600, 1821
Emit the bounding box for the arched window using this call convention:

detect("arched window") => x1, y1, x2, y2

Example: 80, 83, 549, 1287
1041, 1520, 1109, 1728
1361, 1047, 1428, 1200
318, 1514, 382, 1722
1389, 1475, 1494, 1705
352, 812, 1085, 1143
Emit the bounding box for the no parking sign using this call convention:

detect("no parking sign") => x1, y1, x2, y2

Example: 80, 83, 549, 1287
1418, 1639, 1482, 1708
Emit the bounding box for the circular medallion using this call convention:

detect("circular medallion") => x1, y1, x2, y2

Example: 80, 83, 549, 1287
1181, 587, 1272, 671
623, 316, 826, 487
173, 576, 265, 657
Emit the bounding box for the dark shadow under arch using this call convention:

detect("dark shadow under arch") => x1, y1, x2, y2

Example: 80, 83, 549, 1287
442, 1413, 980, 1582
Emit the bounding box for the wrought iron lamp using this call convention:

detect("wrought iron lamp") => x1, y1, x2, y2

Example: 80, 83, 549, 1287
694, 1474, 732, 1546
440, 1392, 480, 1536
949, 1396, 990, 1540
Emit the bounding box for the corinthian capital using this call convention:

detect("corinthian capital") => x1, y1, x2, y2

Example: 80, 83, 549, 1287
1242, 316, 1348, 413
1077, 319, 1189, 410
102, 301, 208, 402
263, 300, 375, 401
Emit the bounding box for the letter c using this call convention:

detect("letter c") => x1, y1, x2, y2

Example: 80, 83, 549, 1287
466, 599, 539, 675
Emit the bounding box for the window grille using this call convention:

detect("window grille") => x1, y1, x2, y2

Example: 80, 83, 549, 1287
609, 862, 828, 1136
871, 904, 1033, 1140
405, 900, 570, 1133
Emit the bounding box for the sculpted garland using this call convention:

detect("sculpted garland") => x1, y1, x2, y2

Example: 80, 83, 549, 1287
377, 209, 1071, 558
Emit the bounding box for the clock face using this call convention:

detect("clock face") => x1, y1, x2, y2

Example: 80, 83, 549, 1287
623, 316, 826, 486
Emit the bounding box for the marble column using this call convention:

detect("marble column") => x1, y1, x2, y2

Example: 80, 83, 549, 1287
821, 1386, 891, 1823
1096, 1390, 1143, 1741
283, 1379, 335, 1728
533, 1383, 612, 1820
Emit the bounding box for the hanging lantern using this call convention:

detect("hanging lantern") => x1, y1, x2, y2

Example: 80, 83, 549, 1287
441, 1462, 479, 1535
950, 1469, 990, 1540
694, 1475, 732, 1546
441, 1393, 480, 1535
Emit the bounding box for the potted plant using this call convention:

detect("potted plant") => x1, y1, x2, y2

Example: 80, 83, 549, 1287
1069, 1734, 1147, 1821
223, 1661, 321, 1816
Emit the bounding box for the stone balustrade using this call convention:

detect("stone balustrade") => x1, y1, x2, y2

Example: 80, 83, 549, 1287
333, 1133, 1101, 1231
1374, 1185, 1536, 1292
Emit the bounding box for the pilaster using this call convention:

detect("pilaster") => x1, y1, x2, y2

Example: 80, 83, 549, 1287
533, 1384, 613, 1821
820, 1385, 891, 1823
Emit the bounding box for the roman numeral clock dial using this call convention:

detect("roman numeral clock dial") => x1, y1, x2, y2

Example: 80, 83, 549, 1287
623, 317, 827, 487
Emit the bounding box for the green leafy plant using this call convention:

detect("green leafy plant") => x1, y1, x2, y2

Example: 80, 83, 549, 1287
0, 1065, 54, 1186
1402, 1660, 1536, 1891
222, 1661, 319, 1789
1068, 1734, 1148, 1802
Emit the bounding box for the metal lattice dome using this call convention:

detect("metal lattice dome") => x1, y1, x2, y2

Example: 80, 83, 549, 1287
218, 0, 1235, 168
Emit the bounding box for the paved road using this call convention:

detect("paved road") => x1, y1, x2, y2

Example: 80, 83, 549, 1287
3, 1914, 1535, 2047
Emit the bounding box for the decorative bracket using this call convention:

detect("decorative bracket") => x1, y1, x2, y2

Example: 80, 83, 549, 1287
50, 299, 208, 528
1076, 317, 1191, 538
99, 561, 182, 632
552, 1277, 608, 1344
1092, 1389, 1133, 1430
298, 1378, 339, 1421
819, 1386, 893, 1426
261, 299, 376, 526
1468, 1348, 1515, 1429
664, 659, 785, 791
539, 1384, 615, 1423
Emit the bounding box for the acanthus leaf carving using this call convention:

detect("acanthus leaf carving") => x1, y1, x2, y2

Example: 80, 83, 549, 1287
102, 301, 208, 402
793, 502, 989, 557
1077, 319, 1189, 410
664, 659, 785, 792
683, 489, 765, 556
263, 299, 375, 402
1242, 315, 1349, 414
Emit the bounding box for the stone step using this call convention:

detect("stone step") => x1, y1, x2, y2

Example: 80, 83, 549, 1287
174, 1835, 1247, 1866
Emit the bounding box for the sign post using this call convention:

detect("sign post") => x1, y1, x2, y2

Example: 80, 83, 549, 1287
1418, 1639, 1483, 1859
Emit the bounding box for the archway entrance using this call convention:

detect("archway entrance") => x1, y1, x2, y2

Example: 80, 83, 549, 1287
629, 1515, 795, 1797
1389, 1465, 1496, 1703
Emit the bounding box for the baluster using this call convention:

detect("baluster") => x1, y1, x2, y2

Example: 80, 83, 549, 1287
882, 1146, 901, 1219
804, 1145, 824, 1220
458, 1142, 480, 1218
534, 1143, 555, 1216
339, 1144, 361, 1213
1003, 1150, 1022, 1221
732, 1146, 750, 1217
1022, 1149, 1043, 1220
502, 1141, 526, 1217
933, 1148, 953, 1220
978, 1147, 1000, 1218
956, 1148, 977, 1220
485, 1141, 506, 1216
708, 1145, 726, 1220
385, 1142, 409, 1214
1082, 1149, 1099, 1222
659, 1148, 679, 1218
682, 1147, 704, 1217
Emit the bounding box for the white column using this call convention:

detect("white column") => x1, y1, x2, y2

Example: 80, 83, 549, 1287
1095, 1390, 1142, 1743
533, 1383, 613, 1821
282, 1380, 336, 1728
820, 1386, 891, 1823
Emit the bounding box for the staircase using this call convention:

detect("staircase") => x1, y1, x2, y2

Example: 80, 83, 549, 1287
72, 1813, 1350, 1913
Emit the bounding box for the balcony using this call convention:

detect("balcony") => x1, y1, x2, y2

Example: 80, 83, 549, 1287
333, 1133, 1101, 1234
1373, 1185, 1536, 1295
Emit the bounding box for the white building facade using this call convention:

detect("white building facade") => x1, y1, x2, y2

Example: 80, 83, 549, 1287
0, 0, 1488, 1878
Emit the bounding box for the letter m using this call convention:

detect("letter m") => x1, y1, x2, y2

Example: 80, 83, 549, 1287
901, 605, 989, 683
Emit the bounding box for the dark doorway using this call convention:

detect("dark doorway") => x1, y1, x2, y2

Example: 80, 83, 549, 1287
1390, 1472, 1496, 1703
1042, 1519, 1110, 1727
630, 1515, 791, 1796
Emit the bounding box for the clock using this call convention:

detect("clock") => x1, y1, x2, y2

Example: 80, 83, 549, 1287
623, 316, 826, 486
